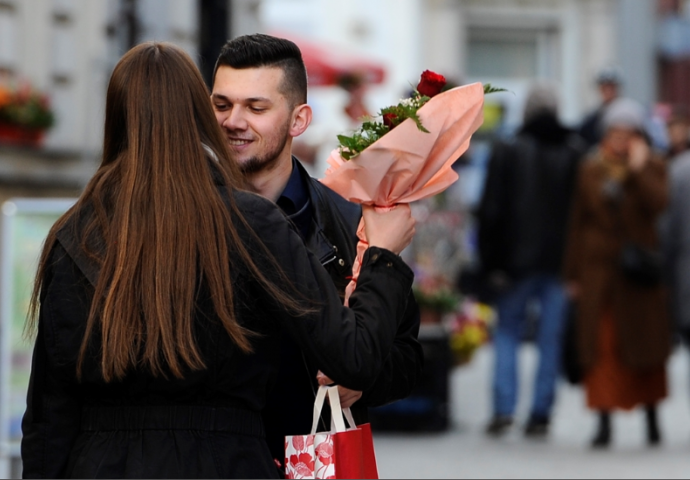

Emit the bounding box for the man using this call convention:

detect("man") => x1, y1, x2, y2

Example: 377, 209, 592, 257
478, 84, 585, 437
579, 66, 623, 149
210, 34, 422, 469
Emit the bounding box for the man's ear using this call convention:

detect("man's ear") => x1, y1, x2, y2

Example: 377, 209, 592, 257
289, 104, 313, 138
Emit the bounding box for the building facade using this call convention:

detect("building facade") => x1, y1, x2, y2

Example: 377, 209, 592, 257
0, 0, 661, 162
261, 0, 656, 129
0, 0, 669, 477
0, 0, 202, 154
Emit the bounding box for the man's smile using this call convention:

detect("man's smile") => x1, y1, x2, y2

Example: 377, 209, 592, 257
227, 138, 253, 147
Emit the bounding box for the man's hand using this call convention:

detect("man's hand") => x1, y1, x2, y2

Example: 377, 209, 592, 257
316, 371, 363, 409
363, 204, 415, 255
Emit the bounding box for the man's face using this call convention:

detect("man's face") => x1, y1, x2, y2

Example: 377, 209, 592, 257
211, 66, 293, 174
598, 82, 619, 105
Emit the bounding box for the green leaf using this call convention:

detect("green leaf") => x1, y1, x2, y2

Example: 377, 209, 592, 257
483, 84, 509, 95
408, 111, 429, 133
336, 80, 503, 160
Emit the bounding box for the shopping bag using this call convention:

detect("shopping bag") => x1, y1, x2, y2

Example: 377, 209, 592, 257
285, 386, 379, 479
342, 408, 379, 479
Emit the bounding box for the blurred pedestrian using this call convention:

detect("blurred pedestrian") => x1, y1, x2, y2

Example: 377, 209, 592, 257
564, 98, 670, 449
665, 106, 690, 160
579, 66, 623, 149
478, 84, 585, 438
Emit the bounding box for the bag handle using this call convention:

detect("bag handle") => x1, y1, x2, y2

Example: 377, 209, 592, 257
311, 386, 358, 435
327, 387, 360, 432
342, 407, 357, 430
310, 385, 330, 435
326, 386, 347, 433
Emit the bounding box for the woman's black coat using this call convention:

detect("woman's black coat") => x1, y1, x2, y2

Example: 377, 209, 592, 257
20, 188, 413, 479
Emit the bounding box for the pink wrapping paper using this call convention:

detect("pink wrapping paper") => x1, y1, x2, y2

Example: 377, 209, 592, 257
320, 82, 485, 304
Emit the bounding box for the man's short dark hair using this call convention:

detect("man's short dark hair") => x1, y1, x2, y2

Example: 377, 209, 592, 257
214, 34, 308, 107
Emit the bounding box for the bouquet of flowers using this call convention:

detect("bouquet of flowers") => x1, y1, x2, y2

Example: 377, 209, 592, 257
448, 300, 494, 366
320, 71, 490, 304
413, 271, 461, 319
0, 81, 54, 130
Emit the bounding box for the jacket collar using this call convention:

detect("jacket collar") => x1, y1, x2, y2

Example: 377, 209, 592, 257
290, 160, 337, 265
55, 205, 101, 288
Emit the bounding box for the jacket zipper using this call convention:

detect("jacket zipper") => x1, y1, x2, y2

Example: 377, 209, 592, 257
321, 254, 337, 267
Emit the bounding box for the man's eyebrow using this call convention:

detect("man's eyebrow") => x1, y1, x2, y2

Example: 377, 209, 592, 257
245, 97, 272, 104
210, 93, 272, 104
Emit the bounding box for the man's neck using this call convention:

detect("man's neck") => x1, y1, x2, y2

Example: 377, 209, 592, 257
245, 153, 294, 202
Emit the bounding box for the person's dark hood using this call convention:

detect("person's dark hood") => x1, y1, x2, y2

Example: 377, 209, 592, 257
520, 112, 573, 144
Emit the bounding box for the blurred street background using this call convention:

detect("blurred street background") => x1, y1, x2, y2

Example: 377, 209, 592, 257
3, 0, 690, 478
374, 346, 690, 479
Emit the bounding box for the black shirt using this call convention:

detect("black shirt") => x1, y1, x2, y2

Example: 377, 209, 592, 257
276, 158, 313, 240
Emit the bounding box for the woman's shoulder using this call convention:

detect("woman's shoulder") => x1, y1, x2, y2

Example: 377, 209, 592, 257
231, 189, 279, 215
572, 152, 602, 182
222, 188, 298, 242
231, 190, 286, 223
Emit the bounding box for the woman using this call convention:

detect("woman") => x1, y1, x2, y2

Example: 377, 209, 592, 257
20, 43, 415, 478
564, 98, 670, 448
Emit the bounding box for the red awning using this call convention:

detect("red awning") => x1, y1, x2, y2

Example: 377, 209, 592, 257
273, 32, 386, 87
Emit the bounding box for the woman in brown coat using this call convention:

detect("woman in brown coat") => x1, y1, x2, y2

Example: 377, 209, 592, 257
564, 98, 670, 448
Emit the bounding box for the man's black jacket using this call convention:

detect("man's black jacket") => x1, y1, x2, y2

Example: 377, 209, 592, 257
262, 160, 423, 465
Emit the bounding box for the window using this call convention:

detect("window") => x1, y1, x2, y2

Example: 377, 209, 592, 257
467, 27, 559, 80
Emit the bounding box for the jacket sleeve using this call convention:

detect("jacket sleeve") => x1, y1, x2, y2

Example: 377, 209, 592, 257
247, 200, 414, 393
357, 290, 423, 407
21, 246, 83, 479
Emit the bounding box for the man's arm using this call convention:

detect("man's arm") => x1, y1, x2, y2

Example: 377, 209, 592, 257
318, 291, 422, 408
308, 173, 423, 407
357, 291, 422, 407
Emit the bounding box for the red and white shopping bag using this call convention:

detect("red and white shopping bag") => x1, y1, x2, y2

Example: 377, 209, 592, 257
285, 386, 379, 479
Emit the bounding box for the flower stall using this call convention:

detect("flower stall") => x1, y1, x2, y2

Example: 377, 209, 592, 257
0, 81, 55, 148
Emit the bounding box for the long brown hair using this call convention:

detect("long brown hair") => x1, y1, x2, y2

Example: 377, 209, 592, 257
28, 42, 305, 382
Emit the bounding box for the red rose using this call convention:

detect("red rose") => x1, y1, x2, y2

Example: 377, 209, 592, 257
383, 113, 398, 129
417, 70, 446, 98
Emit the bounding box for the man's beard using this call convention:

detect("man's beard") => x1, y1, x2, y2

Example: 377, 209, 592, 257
238, 123, 291, 175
